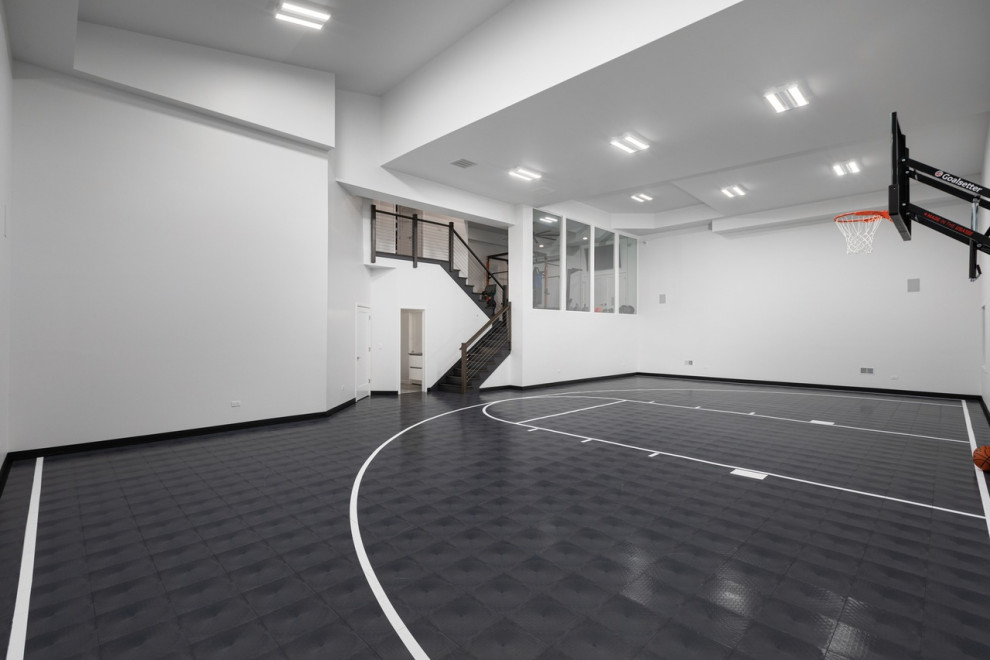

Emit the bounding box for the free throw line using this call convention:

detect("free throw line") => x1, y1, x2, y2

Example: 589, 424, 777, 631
482, 400, 983, 520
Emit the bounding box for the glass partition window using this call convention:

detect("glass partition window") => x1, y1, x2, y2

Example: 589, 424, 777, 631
594, 228, 615, 313
618, 235, 637, 314
533, 210, 561, 309
565, 219, 591, 311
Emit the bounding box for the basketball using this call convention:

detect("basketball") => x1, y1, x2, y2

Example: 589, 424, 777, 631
974, 446, 990, 471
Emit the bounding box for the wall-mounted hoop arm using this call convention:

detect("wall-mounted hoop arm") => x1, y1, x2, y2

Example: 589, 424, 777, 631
889, 112, 990, 279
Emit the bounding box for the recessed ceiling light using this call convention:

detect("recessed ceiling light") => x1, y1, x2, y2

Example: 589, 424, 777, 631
631, 193, 653, 203
764, 92, 787, 114
610, 133, 650, 154
721, 185, 747, 198
764, 84, 810, 113
832, 160, 860, 176
582, 236, 588, 240
786, 85, 808, 107
276, 1, 331, 29
509, 167, 542, 181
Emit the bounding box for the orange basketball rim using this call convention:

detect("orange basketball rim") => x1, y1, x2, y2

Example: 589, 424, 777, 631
834, 209, 891, 254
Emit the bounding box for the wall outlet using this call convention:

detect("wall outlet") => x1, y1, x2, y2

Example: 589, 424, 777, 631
860, 367, 874, 375
685, 360, 693, 365
230, 400, 241, 407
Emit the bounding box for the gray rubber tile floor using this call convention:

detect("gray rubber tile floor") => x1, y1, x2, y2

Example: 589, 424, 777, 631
1, 376, 989, 659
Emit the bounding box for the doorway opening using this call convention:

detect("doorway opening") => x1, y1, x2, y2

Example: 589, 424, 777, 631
400, 309, 425, 394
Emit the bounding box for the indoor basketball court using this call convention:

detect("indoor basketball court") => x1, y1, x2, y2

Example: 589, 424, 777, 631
3, 375, 988, 659
4, 2, 990, 660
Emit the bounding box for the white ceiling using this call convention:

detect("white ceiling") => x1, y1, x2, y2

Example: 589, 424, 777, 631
5, 0, 990, 227
74, 0, 515, 96
383, 0, 990, 222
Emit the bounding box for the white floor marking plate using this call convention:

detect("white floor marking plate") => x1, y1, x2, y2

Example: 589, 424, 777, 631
731, 468, 768, 480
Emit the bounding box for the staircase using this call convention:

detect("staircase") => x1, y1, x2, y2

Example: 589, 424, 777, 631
371, 205, 510, 393
441, 265, 497, 317
434, 311, 511, 393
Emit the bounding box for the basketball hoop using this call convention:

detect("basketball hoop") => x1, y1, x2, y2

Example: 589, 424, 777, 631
834, 210, 890, 254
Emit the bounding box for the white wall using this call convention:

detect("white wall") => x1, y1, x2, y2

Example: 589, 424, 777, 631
11, 67, 329, 450
335, 90, 514, 227
381, 0, 741, 164
74, 22, 336, 149
326, 167, 371, 409
487, 204, 639, 389
638, 216, 981, 394
0, 7, 12, 463
369, 259, 489, 391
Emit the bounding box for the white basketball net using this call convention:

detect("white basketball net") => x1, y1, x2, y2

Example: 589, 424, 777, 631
835, 212, 886, 254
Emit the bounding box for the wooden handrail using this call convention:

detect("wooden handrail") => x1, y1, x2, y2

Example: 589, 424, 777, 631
372, 208, 448, 228
461, 302, 511, 352
460, 303, 511, 394
452, 231, 507, 300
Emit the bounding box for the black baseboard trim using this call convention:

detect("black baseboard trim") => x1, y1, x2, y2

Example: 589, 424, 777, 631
371, 390, 399, 396
6, 398, 357, 465
632, 372, 981, 402
0, 453, 11, 504
483, 371, 980, 402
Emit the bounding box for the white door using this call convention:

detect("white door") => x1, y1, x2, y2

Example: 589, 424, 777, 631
356, 306, 372, 401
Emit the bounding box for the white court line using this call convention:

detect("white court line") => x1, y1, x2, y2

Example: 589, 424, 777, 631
628, 398, 967, 443
482, 401, 984, 520
547, 387, 961, 408
961, 400, 990, 540
564, 395, 967, 445
519, 399, 623, 424
7, 458, 44, 660
351, 402, 490, 660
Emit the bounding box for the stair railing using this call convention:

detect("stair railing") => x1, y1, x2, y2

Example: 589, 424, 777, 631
460, 303, 511, 394
371, 205, 508, 312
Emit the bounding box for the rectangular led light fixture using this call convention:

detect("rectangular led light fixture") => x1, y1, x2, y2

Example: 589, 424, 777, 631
786, 84, 808, 107
721, 185, 746, 198
281, 1, 331, 21
277, 1, 331, 29
631, 193, 653, 202
764, 92, 787, 114
275, 13, 323, 29
764, 84, 810, 113
539, 216, 558, 224
611, 133, 650, 154
832, 160, 860, 176
509, 167, 542, 181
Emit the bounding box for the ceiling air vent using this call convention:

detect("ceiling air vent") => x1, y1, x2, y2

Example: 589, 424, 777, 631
450, 158, 476, 169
